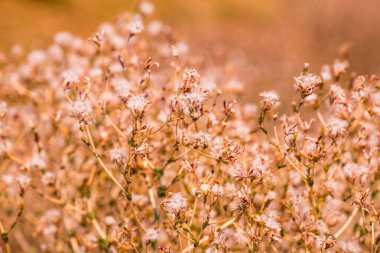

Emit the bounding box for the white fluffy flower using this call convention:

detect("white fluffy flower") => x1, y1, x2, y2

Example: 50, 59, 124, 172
62, 69, 80, 86
260, 91, 280, 110
54, 31, 73, 47
200, 183, 210, 194
211, 184, 224, 197
330, 84, 346, 104
110, 148, 128, 164
338, 239, 361, 253
139, 1, 155, 16
128, 17, 144, 34
28, 50, 46, 66
320, 65, 332, 82
41, 172, 55, 186
72, 99, 93, 121
17, 174, 31, 191
143, 228, 159, 243
294, 73, 322, 97
112, 78, 131, 101
163, 193, 187, 214
127, 94, 149, 112
327, 117, 348, 139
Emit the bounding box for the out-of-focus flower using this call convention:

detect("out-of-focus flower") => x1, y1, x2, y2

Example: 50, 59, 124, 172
333, 59, 349, 77
259, 91, 280, 111
128, 17, 144, 35
72, 99, 93, 122
139, 1, 155, 16
294, 73, 322, 97
327, 117, 348, 139
110, 148, 128, 165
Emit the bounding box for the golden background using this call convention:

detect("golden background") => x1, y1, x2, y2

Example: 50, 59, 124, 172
1, 0, 380, 95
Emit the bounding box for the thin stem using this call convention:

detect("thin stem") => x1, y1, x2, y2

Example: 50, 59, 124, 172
183, 145, 218, 160
285, 156, 307, 179
83, 124, 125, 192
181, 217, 237, 253
106, 115, 127, 138
131, 204, 147, 233
0, 220, 11, 253
190, 197, 198, 226
334, 207, 359, 238
316, 110, 327, 128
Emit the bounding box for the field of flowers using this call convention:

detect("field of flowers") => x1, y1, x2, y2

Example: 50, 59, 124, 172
0, 1, 380, 253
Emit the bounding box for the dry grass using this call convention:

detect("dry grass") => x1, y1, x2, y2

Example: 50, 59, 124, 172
0, 2, 380, 253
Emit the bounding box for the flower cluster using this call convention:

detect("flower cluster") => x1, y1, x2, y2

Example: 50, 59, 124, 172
0, 2, 379, 253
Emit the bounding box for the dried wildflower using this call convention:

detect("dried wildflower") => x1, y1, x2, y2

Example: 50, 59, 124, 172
127, 94, 149, 116
199, 183, 211, 194
133, 142, 149, 156
171, 88, 208, 119
72, 99, 93, 122
228, 162, 246, 180
248, 155, 271, 180
343, 163, 369, 185
54, 31, 73, 47
41, 172, 55, 186
128, 17, 144, 35
147, 20, 163, 36
330, 84, 346, 104
317, 236, 336, 251
182, 69, 200, 89
210, 184, 224, 197
115, 221, 137, 250
110, 148, 128, 165
143, 228, 159, 244
182, 131, 211, 148
139, 1, 155, 16
352, 75, 366, 92
42, 224, 57, 238
232, 185, 252, 212
17, 174, 31, 192
112, 78, 131, 102
28, 153, 46, 169
234, 227, 250, 246
1, 4, 379, 252
162, 193, 187, 212
132, 193, 149, 206
294, 72, 322, 97
62, 69, 80, 89
327, 117, 348, 139
333, 59, 349, 77
209, 227, 229, 251
320, 65, 332, 82
182, 160, 199, 174
211, 137, 243, 164
255, 211, 282, 242
337, 239, 361, 253
88, 30, 104, 48
259, 91, 280, 111
27, 50, 46, 66
105, 215, 116, 226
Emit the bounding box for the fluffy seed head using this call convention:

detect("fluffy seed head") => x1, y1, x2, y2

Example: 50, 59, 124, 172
72, 99, 93, 122
127, 94, 149, 112
294, 73, 322, 97
327, 117, 348, 139
260, 91, 280, 110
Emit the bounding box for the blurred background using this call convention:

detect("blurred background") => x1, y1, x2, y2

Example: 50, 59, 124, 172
1, 0, 380, 98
